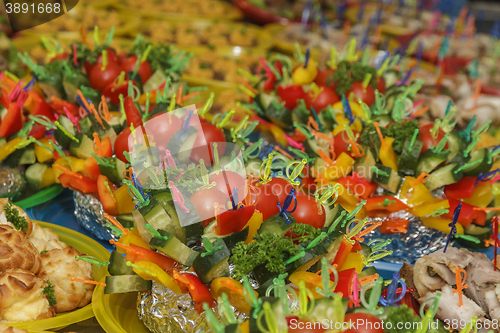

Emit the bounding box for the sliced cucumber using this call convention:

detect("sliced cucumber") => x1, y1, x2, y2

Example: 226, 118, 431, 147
415, 150, 448, 176
372, 164, 402, 194
97, 157, 126, 184
324, 204, 348, 233
150, 229, 199, 267
462, 148, 492, 176
108, 250, 136, 276
447, 132, 465, 163
166, 126, 198, 165
425, 163, 463, 191
104, 275, 152, 294
398, 139, 423, 176
204, 226, 250, 250
224, 324, 242, 333
456, 224, 492, 249
294, 238, 329, 272
257, 213, 297, 236
353, 146, 376, 181
304, 137, 329, 159
266, 102, 292, 130
3, 145, 35, 167
70, 132, 94, 159
116, 214, 135, 229
144, 69, 168, 92
308, 298, 348, 323
372, 114, 393, 127
192, 238, 230, 284
25, 163, 49, 191
254, 93, 276, 111
249, 297, 287, 333
132, 209, 151, 242
358, 265, 377, 279
108, 116, 125, 135
141, 202, 186, 243
54, 115, 76, 149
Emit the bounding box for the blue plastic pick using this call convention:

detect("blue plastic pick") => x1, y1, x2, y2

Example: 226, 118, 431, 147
379, 272, 406, 306
178, 110, 193, 138
444, 203, 461, 253
131, 172, 145, 198
304, 49, 311, 68
277, 188, 297, 224
342, 94, 355, 125
76, 94, 91, 114
361, 26, 370, 49
491, 20, 500, 39
23, 78, 36, 92
301, 0, 312, 25
337, 0, 347, 21
400, 68, 414, 86
357, 0, 366, 22
475, 169, 500, 186
225, 188, 239, 211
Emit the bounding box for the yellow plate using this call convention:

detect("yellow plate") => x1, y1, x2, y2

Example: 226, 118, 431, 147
3, 221, 109, 331
93, 280, 149, 333
111, 0, 242, 20
131, 16, 273, 52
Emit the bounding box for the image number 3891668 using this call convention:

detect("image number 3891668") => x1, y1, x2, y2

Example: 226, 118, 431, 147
3, 0, 79, 33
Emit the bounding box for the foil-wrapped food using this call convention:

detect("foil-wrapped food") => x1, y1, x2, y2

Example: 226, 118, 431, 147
73, 191, 119, 241
0, 166, 25, 201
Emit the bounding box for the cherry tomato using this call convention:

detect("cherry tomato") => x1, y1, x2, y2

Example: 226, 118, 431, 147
264, 177, 295, 203
190, 188, 228, 227
343, 313, 384, 333
144, 113, 182, 157
253, 183, 281, 221
115, 127, 131, 163
314, 68, 336, 88
419, 123, 447, 154
376, 76, 386, 94
304, 86, 340, 112
103, 80, 134, 105
121, 55, 153, 84
116, 51, 127, 64
210, 170, 247, 201
288, 319, 327, 333
348, 82, 376, 106
277, 85, 306, 110
190, 124, 226, 164
84, 48, 119, 74
300, 173, 317, 194
290, 194, 325, 229
333, 130, 359, 157
89, 62, 122, 92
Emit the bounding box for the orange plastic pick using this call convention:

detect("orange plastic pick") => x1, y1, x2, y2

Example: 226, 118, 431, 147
53, 164, 83, 180
71, 277, 106, 286
373, 122, 386, 149
412, 106, 429, 117
410, 172, 430, 185
453, 267, 468, 307
103, 213, 129, 235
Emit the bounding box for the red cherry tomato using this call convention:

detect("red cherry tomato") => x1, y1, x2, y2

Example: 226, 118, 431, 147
277, 85, 306, 110
190, 188, 228, 227
263, 177, 295, 204
209, 170, 247, 201
314, 68, 336, 88
343, 313, 384, 333
288, 319, 327, 333
304, 86, 340, 112
115, 127, 131, 163
190, 124, 226, 165
300, 173, 317, 194
253, 183, 281, 221
116, 51, 127, 64
89, 62, 122, 92
102, 80, 134, 105
121, 56, 153, 84
84, 48, 119, 74
376, 76, 386, 94
333, 130, 359, 157
290, 194, 325, 229
144, 113, 182, 157
419, 123, 447, 154
348, 82, 376, 106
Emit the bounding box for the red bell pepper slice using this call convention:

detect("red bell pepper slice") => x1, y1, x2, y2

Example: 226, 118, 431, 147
262, 61, 282, 92
31, 94, 55, 120
53, 149, 70, 160
337, 173, 378, 199
0, 87, 10, 109
351, 240, 362, 252
84, 157, 101, 181
174, 272, 215, 306
0, 101, 23, 138
332, 267, 356, 297
444, 176, 477, 200
58, 173, 98, 194
125, 243, 177, 274
277, 85, 305, 110
216, 205, 256, 236
97, 174, 118, 216
124, 95, 143, 128
364, 196, 408, 215
48, 96, 80, 116
94, 136, 113, 157
443, 198, 486, 227
332, 237, 353, 269
28, 124, 47, 140
379, 218, 410, 234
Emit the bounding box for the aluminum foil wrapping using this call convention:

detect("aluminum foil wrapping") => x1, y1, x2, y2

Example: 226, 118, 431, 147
0, 166, 25, 200
137, 281, 247, 333
73, 191, 119, 241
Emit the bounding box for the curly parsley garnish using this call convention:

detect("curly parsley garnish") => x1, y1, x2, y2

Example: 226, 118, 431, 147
4, 202, 28, 232
360, 119, 419, 155
43, 280, 57, 307
230, 233, 300, 281
288, 224, 321, 243
40, 250, 48, 255
333, 60, 378, 96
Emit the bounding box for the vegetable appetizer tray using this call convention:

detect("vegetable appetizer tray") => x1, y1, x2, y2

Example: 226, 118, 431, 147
3, 221, 109, 331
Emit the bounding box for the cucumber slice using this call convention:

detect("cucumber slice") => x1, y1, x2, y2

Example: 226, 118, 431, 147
425, 163, 463, 191
3, 145, 35, 168
224, 324, 242, 333
257, 213, 297, 236
415, 150, 448, 176
144, 69, 169, 92
294, 238, 329, 272
304, 137, 328, 159
166, 127, 198, 165
266, 102, 292, 130
249, 297, 287, 333
108, 116, 125, 135
150, 229, 199, 267
108, 250, 136, 276
192, 238, 230, 284
25, 163, 49, 191
203, 226, 250, 250
353, 147, 376, 181
142, 203, 186, 243
324, 204, 347, 233
0, 137, 6, 148
447, 132, 465, 163
78, 117, 93, 138
54, 115, 76, 149
97, 157, 126, 184
104, 275, 152, 294
372, 164, 401, 194
456, 224, 492, 249
372, 114, 393, 128
308, 298, 348, 323
70, 133, 94, 159
254, 93, 276, 111
116, 214, 135, 229
462, 148, 492, 176
398, 139, 423, 176
132, 209, 151, 242
245, 158, 262, 177
359, 265, 377, 278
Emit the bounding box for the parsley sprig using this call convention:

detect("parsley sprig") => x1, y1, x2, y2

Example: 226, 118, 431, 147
43, 280, 57, 307
4, 202, 28, 232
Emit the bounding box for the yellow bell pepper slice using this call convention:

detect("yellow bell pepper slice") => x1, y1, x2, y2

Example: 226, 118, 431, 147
34, 137, 54, 163
53, 157, 72, 183
411, 198, 450, 217
379, 137, 398, 172
292, 61, 318, 85
399, 176, 433, 207
132, 261, 181, 294
463, 183, 493, 208
115, 185, 136, 215
68, 156, 86, 174
289, 271, 334, 299
421, 217, 464, 235
0, 137, 24, 162
117, 232, 150, 253
41, 167, 56, 189
332, 101, 364, 118
332, 116, 363, 135
340, 252, 364, 274
240, 321, 250, 333
320, 152, 355, 181
211, 277, 257, 314
244, 210, 263, 244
